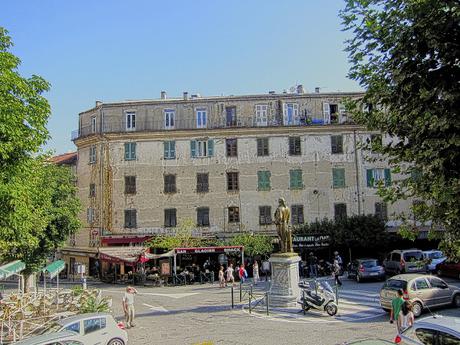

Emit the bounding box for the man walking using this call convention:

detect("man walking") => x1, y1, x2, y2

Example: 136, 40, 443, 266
308, 252, 318, 278
390, 289, 405, 333
123, 286, 138, 329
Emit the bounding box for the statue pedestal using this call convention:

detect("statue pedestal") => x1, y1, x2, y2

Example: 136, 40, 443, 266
269, 253, 301, 307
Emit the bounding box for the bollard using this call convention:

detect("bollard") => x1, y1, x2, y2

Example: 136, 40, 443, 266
231, 286, 234, 309
266, 293, 269, 316
249, 293, 252, 314
302, 289, 306, 315
335, 283, 339, 306
82, 277, 87, 290
239, 281, 242, 302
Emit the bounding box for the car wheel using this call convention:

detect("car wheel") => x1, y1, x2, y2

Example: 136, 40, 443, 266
412, 301, 423, 318
108, 338, 125, 345
453, 294, 460, 308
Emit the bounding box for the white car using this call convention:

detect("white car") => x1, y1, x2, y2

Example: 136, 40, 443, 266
14, 330, 84, 345
42, 313, 128, 345
398, 315, 460, 344
422, 250, 446, 273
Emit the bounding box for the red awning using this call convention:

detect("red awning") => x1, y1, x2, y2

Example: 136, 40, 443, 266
98, 247, 147, 266
101, 236, 152, 245
174, 246, 244, 254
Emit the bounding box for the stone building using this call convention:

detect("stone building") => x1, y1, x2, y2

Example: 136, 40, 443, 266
62, 88, 413, 276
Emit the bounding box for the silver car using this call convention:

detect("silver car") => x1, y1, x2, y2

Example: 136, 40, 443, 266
399, 315, 460, 344
422, 250, 446, 273
14, 330, 83, 345
42, 313, 128, 345
379, 274, 460, 317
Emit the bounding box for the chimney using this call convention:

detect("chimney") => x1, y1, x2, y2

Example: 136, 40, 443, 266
160, 91, 167, 99
268, 90, 276, 95
296, 84, 305, 94
95, 100, 103, 107
315, 87, 320, 93
183, 92, 189, 100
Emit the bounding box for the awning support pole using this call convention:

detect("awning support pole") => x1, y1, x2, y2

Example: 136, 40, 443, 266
173, 254, 177, 275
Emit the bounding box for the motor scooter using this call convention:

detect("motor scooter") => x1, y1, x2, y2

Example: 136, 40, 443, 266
297, 279, 338, 316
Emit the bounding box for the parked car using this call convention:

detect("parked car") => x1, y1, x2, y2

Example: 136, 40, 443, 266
383, 249, 426, 275
40, 313, 127, 345
14, 330, 83, 345
436, 260, 460, 280
346, 340, 394, 344
379, 273, 460, 317
347, 258, 386, 283
422, 250, 446, 273
397, 315, 460, 344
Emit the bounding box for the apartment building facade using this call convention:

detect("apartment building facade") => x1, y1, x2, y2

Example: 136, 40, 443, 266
62, 88, 412, 275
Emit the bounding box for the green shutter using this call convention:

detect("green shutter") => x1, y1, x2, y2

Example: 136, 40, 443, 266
131, 143, 136, 159
164, 141, 168, 159
333, 168, 345, 188
366, 169, 374, 187
258, 171, 271, 191
207, 139, 214, 156
170, 141, 176, 158
190, 140, 196, 158
124, 143, 130, 160
290, 169, 302, 189
384, 168, 392, 186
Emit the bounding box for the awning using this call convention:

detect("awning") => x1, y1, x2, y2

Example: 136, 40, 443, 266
143, 249, 175, 260
42, 260, 65, 279
174, 246, 244, 254
0, 260, 26, 279
98, 247, 146, 266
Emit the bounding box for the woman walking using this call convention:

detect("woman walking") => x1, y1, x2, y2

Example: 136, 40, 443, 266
253, 261, 260, 285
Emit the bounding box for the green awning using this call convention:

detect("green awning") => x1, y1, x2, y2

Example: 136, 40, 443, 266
42, 260, 65, 279
0, 260, 26, 279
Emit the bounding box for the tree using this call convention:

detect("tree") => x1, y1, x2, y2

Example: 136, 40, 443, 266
149, 219, 204, 250
228, 233, 273, 258
340, 1, 460, 259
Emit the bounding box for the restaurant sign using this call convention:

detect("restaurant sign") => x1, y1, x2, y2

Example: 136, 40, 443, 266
293, 234, 330, 248
175, 246, 243, 255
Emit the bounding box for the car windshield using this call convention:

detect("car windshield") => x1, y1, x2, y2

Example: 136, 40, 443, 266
362, 260, 378, 267
428, 252, 444, 259
37, 322, 62, 335
404, 252, 423, 261
383, 279, 407, 290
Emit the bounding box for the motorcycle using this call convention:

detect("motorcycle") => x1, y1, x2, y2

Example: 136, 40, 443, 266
297, 279, 338, 316
317, 260, 333, 277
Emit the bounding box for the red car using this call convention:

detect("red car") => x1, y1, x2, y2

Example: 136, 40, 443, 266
436, 261, 460, 279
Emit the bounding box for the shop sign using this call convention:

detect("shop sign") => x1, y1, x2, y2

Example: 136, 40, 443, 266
175, 246, 243, 254
293, 234, 330, 248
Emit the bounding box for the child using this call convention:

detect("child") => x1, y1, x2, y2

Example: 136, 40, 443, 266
218, 266, 225, 288
399, 300, 414, 331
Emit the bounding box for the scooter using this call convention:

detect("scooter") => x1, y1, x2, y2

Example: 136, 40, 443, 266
297, 280, 338, 316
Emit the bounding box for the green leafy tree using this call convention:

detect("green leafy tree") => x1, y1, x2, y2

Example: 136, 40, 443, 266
340, 1, 460, 259
228, 233, 273, 258
150, 218, 204, 250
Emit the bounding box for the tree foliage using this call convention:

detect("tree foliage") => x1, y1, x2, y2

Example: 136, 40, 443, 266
228, 233, 273, 258
340, 1, 460, 259
149, 219, 205, 250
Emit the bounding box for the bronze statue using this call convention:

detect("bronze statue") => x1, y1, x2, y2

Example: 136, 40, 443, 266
274, 198, 293, 253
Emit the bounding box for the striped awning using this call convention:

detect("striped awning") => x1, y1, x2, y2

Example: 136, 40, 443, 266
42, 260, 65, 279
0, 260, 26, 279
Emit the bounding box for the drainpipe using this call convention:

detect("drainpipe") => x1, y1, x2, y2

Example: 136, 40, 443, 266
353, 130, 362, 215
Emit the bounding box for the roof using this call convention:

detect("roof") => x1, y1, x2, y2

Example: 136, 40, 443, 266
42, 260, 65, 278
389, 273, 432, 281
57, 312, 112, 326
415, 316, 460, 334
14, 331, 79, 345
49, 152, 77, 165
0, 260, 26, 279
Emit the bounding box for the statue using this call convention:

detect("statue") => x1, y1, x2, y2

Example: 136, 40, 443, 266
274, 198, 293, 253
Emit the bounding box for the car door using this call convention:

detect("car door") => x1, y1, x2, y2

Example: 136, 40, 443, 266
427, 277, 452, 306
82, 317, 108, 345
413, 277, 434, 306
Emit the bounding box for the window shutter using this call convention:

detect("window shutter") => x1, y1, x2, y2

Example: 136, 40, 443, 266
384, 168, 392, 186
333, 169, 339, 188
207, 139, 214, 156
331, 136, 337, 153
190, 140, 197, 158
337, 136, 343, 153
366, 169, 374, 187
163, 141, 168, 159
131, 143, 136, 159
323, 102, 330, 124
170, 141, 175, 159
124, 143, 130, 160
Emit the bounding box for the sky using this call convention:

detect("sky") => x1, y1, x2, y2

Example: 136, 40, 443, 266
1, 1, 361, 154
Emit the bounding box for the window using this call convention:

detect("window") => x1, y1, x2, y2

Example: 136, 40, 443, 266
124, 209, 137, 228
375, 202, 388, 221
227, 172, 239, 191
126, 111, 136, 131
89, 145, 97, 164
291, 205, 304, 225
197, 207, 210, 227
228, 206, 240, 223
91, 116, 97, 133
164, 174, 176, 193
289, 169, 303, 190
289, 137, 301, 155
164, 209, 177, 227
255, 104, 268, 126
83, 317, 106, 335
89, 183, 96, 197
414, 328, 436, 345
332, 168, 346, 188
428, 277, 448, 289
439, 330, 460, 345
87, 208, 95, 224
366, 168, 391, 187
415, 278, 430, 290
331, 135, 343, 154
259, 206, 272, 225
334, 203, 347, 221
125, 176, 136, 194
65, 322, 80, 334
191, 139, 214, 157
283, 103, 299, 125
226, 106, 237, 127
197, 173, 209, 193
196, 108, 207, 128
323, 103, 340, 124
164, 109, 175, 129
124, 142, 136, 161
164, 141, 176, 159
257, 171, 271, 191
257, 138, 269, 156
226, 138, 238, 157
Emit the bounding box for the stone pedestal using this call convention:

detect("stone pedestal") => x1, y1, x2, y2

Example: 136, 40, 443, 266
269, 253, 301, 307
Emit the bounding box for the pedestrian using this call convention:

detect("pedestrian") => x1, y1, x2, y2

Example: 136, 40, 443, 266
253, 261, 260, 285
218, 266, 225, 288
238, 264, 248, 283
308, 252, 318, 278
399, 301, 414, 331
333, 259, 342, 286
226, 263, 235, 286
334, 251, 343, 273
123, 286, 138, 329
390, 289, 405, 334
